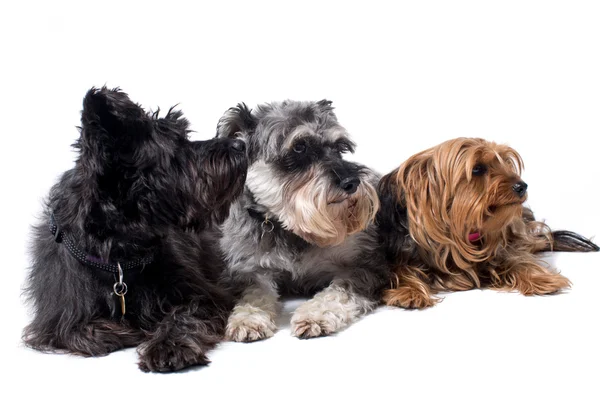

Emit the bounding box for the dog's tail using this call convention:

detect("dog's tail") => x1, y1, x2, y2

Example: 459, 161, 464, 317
546, 230, 599, 252
523, 207, 599, 253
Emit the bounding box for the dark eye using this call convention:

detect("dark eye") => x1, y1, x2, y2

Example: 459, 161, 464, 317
293, 142, 307, 153
472, 164, 487, 176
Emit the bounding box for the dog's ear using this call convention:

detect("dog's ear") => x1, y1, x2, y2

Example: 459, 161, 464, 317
80, 86, 151, 144
216, 103, 256, 139
397, 150, 449, 240
400, 150, 445, 211
315, 99, 337, 125
76, 87, 153, 171
152, 106, 191, 140
316, 99, 334, 112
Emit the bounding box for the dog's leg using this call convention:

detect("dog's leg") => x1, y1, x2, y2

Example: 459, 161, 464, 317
65, 320, 143, 356
291, 281, 376, 339
225, 281, 280, 342
382, 265, 440, 309
137, 301, 228, 373
24, 318, 143, 356
24, 239, 144, 356
489, 253, 571, 295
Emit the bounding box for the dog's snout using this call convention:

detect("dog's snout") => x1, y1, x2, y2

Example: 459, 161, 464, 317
339, 177, 360, 194
512, 181, 528, 198
229, 139, 246, 153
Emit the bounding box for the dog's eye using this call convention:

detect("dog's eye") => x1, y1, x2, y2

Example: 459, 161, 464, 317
293, 142, 307, 153
472, 164, 487, 176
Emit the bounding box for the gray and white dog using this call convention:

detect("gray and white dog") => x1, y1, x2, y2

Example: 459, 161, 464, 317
216, 100, 389, 340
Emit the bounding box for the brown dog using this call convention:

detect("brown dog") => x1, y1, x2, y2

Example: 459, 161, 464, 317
376, 137, 598, 309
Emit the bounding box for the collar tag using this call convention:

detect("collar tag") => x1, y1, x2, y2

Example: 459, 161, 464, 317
261, 215, 275, 239
113, 262, 128, 316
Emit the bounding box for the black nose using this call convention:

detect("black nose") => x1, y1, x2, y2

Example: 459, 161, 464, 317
229, 139, 246, 153
512, 181, 528, 198
339, 177, 360, 194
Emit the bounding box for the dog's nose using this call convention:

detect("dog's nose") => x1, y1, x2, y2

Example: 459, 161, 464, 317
339, 177, 360, 194
229, 139, 246, 153
512, 181, 528, 198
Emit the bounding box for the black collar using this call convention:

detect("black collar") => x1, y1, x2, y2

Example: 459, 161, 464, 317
247, 206, 269, 223
49, 213, 154, 274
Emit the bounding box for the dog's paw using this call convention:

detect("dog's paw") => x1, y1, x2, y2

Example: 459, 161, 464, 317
383, 287, 439, 309
291, 304, 346, 339
137, 341, 209, 373
518, 272, 571, 296
225, 305, 277, 342
291, 318, 333, 339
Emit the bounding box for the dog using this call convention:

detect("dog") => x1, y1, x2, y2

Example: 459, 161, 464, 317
377, 137, 599, 309
23, 87, 248, 372
215, 99, 388, 340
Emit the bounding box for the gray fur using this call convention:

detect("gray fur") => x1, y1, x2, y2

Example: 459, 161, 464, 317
217, 100, 389, 340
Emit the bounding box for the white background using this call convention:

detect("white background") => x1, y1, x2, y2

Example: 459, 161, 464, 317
1, 1, 599, 399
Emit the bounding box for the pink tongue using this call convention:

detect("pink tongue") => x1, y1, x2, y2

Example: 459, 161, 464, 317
469, 232, 481, 242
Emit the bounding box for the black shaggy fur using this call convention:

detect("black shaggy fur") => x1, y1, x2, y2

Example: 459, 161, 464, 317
23, 87, 248, 372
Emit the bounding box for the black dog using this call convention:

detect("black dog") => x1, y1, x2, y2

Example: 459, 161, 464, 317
23, 87, 248, 372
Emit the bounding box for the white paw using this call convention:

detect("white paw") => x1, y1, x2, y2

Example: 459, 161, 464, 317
290, 302, 348, 339
225, 305, 277, 342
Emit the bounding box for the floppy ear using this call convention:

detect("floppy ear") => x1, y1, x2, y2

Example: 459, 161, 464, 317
215, 103, 256, 139
400, 150, 446, 217
76, 87, 151, 171
396, 151, 449, 243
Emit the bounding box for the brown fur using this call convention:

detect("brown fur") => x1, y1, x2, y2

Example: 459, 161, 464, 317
380, 138, 584, 308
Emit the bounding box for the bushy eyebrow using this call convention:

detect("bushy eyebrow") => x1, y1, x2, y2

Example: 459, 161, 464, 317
281, 126, 316, 148
330, 138, 356, 152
